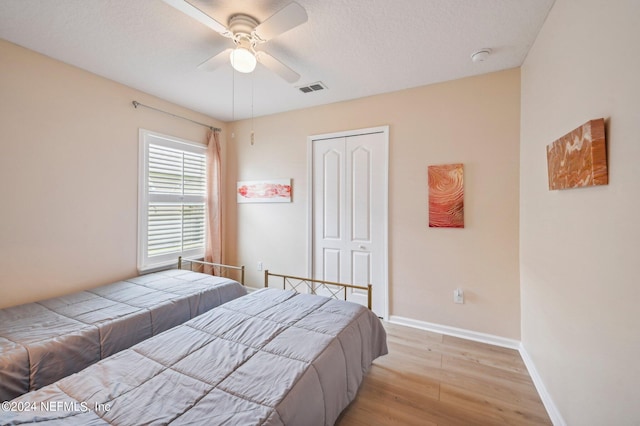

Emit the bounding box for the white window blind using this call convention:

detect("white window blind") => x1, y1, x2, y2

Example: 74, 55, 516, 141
138, 130, 207, 271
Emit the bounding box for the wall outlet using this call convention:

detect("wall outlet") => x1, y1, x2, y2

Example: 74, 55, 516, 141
453, 288, 464, 304
257, 261, 263, 271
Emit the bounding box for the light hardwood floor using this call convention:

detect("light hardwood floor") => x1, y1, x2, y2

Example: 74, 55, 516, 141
336, 322, 552, 426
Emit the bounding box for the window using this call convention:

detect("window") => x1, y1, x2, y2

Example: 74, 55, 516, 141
138, 129, 207, 271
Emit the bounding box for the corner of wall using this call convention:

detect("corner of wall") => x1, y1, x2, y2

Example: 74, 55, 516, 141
518, 343, 566, 426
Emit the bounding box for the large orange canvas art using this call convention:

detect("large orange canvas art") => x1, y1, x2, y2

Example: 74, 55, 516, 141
428, 163, 464, 228
546, 118, 607, 190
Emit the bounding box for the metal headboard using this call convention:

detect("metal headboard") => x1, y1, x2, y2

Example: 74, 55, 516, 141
178, 257, 245, 285
264, 270, 372, 310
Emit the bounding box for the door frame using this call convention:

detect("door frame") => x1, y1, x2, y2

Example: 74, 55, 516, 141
307, 125, 389, 320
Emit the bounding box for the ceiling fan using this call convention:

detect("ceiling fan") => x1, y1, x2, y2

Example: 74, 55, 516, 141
162, 0, 308, 83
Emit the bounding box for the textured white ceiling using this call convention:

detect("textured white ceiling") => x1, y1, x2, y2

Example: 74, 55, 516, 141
0, 0, 555, 121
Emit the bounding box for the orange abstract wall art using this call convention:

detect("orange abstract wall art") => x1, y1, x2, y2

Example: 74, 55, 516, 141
546, 118, 607, 190
428, 163, 464, 228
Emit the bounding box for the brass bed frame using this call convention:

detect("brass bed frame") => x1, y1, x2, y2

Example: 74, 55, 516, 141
178, 257, 245, 285
176, 258, 372, 309
264, 270, 372, 310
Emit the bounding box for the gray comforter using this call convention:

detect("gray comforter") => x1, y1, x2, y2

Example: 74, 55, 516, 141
0, 288, 388, 425
0, 269, 246, 401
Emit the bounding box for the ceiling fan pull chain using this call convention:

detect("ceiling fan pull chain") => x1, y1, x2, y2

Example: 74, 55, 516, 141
251, 72, 255, 146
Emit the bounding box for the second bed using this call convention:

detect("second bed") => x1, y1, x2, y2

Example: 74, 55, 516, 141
0, 260, 246, 401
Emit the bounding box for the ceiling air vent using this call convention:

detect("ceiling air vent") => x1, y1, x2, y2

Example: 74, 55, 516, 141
297, 81, 327, 93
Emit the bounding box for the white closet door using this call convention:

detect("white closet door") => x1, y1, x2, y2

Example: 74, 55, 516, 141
311, 128, 388, 317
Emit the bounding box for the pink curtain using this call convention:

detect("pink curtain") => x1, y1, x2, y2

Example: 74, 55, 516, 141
204, 130, 222, 275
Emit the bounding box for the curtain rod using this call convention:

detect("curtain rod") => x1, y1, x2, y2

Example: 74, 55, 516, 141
132, 101, 221, 132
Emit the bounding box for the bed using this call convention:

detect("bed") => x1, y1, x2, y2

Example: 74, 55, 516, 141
0, 272, 388, 425
0, 259, 246, 402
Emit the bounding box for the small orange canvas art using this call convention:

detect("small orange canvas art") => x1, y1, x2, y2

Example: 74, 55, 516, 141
546, 118, 607, 190
428, 163, 464, 228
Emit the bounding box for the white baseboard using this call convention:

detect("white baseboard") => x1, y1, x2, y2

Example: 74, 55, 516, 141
388, 315, 565, 426
388, 315, 520, 349
518, 344, 566, 426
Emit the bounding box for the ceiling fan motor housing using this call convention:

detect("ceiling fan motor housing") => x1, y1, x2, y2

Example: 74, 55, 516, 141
228, 14, 259, 38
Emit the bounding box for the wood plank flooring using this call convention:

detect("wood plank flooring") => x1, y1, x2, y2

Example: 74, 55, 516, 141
336, 322, 551, 426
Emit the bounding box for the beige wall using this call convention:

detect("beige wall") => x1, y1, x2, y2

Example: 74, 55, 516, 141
1, 36, 521, 340
520, 0, 640, 424
0, 40, 226, 309
228, 69, 522, 339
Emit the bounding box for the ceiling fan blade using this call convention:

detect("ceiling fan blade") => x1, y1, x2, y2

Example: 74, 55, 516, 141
162, 0, 232, 37
197, 48, 233, 71
254, 2, 308, 41
255, 51, 300, 83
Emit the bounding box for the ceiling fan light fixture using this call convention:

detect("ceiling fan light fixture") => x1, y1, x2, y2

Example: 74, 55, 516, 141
230, 47, 257, 73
